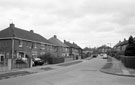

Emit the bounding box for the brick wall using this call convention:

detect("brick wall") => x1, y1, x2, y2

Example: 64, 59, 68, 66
0, 39, 12, 58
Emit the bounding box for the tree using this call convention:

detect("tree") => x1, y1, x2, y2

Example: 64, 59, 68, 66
124, 36, 135, 56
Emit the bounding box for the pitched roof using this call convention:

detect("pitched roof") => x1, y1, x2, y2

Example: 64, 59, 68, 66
72, 43, 82, 49
114, 40, 128, 48
48, 35, 69, 47
64, 40, 82, 49
98, 45, 111, 49
0, 23, 52, 44
64, 41, 74, 47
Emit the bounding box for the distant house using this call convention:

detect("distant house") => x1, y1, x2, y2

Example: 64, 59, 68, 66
64, 40, 82, 60
48, 35, 70, 57
0, 23, 54, 70
114, 39, 128, 52
97, 45, 111, 54
83, 47, 93, 54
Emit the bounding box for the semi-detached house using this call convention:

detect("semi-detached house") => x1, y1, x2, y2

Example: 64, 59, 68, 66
49, 35, 70, 58
64, 40, 82, 60
0, 23, 54, 70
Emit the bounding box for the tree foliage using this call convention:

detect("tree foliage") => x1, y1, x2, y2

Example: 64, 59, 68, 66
124, 36, 135, 56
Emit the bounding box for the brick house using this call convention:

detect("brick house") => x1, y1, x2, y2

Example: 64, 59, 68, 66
0, 23, 54, 70
114, 39, 128, 52
64, 40, 82, 60
97, 45, 111, 54
48, 35, 70, 58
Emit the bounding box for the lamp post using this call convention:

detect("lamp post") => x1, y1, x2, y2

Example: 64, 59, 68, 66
107, 43, 112, 56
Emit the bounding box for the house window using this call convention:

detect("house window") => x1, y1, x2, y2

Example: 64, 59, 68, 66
41, 44, 45, 50
54, 46, 58, 52
17, 52, 25, 59
66, 53, 69, 56
19, 40, 23, 47
40, 52, 45, 55
32, 51, 37, 57
62, 53, 65, 57
0, 54, 4, 62
32, 43, 37, 49
16, 52, 28, 63
65, 48, 68, 51
34, 43, 37, 48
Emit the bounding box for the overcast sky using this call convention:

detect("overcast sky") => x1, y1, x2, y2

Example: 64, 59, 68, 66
0, 0, 135, 48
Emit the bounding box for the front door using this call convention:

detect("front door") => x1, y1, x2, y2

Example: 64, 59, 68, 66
0, 54, 5, 63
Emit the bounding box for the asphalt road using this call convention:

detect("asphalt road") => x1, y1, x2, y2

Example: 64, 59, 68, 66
0, 57, 135, 85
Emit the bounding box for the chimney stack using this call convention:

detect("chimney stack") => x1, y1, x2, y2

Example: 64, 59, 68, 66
54, 35, 57, 38
30, 30, 34, 33
124, 38, 126, 41
10, 23, 15, 28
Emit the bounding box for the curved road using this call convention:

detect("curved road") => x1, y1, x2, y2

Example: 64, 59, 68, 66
0, 57, 135, 85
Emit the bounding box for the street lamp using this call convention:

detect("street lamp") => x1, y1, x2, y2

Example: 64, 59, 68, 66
107, 43, 112, 56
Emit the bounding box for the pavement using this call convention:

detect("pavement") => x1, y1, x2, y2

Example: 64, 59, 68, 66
0, 55, 135, 79
0, 57, 93, 80
0, 55, 135, 81
100, 56, 135, 77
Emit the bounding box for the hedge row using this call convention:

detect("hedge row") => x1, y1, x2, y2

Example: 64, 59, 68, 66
39, 53, 65, 64
121, 56, 135, 69
48, 57, 64, 64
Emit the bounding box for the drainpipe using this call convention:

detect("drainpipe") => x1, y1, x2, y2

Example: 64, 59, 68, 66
8, 38, 14, 70
11, 38, 14, 68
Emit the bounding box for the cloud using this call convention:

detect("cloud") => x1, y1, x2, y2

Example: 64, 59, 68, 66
117, 24, 135, 36
0, 0, 135, 48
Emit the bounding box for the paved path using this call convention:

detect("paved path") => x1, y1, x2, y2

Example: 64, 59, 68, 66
0, 57, 135, 85
100, 57, 135, 77
0, 59, 84, 80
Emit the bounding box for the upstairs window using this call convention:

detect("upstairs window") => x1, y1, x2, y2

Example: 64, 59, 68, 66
40, 44, 45, 50
32, 43, 37, 49
19, 40, 23, 47
34, 43, 37, 48
32, 51, 37, 57
40, 52, 46, 55
65, 48, 68, 51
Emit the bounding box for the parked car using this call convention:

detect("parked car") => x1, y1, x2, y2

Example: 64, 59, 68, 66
32, 57, 44, 66
92, 54, 97, 58
16, 57, 28, 64
100, 54, 108, 59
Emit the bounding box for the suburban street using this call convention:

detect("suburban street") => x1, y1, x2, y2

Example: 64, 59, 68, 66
0, 0, 135, 85
0, 57, 135, 85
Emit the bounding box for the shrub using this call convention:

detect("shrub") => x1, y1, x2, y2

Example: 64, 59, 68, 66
39, 53, 54, 62
124, 36, 135, 56
81, 52, 91, 59
122, 36, 135, 68
115, 51, 124, 60
39, 53, 64, 64
48, 57, 64, 64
